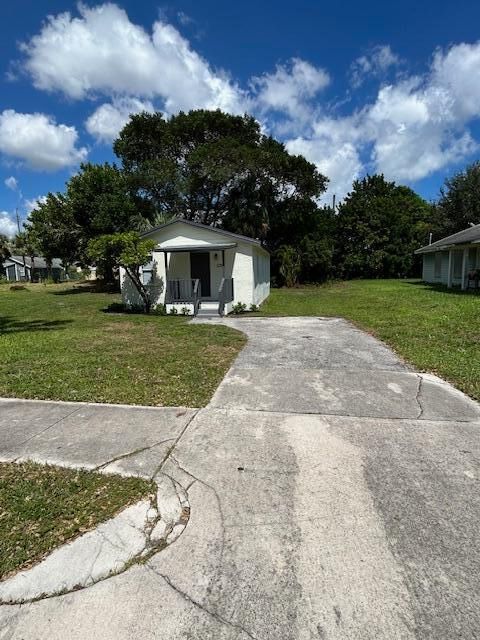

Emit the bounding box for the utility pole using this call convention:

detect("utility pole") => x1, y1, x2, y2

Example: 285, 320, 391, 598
332, 194, 336, 212
15, 207, 28, 281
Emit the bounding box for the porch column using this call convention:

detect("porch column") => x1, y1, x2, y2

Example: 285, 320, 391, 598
461, 247, 468, 290
447, 249, 453, 288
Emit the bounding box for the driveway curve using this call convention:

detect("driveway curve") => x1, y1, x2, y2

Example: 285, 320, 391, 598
1, 316, 480, 639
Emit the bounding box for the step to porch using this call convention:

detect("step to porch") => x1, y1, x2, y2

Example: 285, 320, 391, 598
196, 301, 220, 317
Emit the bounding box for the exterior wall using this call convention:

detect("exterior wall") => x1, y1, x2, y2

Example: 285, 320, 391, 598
252, 247, 270, 305
422, 246, 480, 287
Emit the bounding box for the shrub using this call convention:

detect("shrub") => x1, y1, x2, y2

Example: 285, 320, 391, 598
232, 302, 247, 314
180, 306, 191, 316
249, 304, 259, 312
169, 306, 178, 315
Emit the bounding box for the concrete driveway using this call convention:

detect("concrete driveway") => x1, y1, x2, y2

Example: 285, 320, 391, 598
1, 316, 480, 639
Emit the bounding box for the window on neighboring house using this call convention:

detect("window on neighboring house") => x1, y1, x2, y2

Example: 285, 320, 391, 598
468, 247, 477, 270
434, 252, 442, 278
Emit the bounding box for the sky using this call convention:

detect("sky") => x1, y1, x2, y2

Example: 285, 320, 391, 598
1, 0, 480, 237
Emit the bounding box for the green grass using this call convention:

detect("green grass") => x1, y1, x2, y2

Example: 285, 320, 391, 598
259, 280, 480, 401
0, 461, 154, 578
0, 283, 245, 406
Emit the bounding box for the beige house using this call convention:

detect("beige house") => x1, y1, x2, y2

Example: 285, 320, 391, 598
121, 219, 270, 315
415, 223, 480, 289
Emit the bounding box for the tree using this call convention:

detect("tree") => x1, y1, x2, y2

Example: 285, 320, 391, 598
436, 161, 480, 237
335, 175, 434, 279
0, 234, 10, 264
26, 193, 81, 275
88, 233, 156, 312
114, 110, 329, 274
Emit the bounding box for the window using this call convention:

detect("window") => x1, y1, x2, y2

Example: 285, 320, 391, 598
434, 253, 442, 278
468, 248, 477, 270
142, 256, 154, 285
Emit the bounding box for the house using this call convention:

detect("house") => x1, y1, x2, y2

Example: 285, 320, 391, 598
415, 223, 480, 289
121, 219, 270, 315
1, 256, 66, 282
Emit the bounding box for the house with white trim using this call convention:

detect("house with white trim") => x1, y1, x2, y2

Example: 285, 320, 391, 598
120, 219, 270, 315
415, 223, 480, 289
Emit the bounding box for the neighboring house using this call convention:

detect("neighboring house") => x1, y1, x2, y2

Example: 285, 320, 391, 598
1, 256, 66, 282
121, 219, 270, 315
415, 223, 480, 289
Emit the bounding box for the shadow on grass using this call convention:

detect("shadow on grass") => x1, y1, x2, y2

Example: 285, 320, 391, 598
0, 317, 72, 335
404, 280, 480, 295
51, 283, 120, 296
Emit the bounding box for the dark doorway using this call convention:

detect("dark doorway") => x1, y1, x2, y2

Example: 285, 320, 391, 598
190, 252, 211, 297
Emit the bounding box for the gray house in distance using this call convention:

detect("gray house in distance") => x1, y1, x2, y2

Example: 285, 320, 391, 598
1, 256, 65, 282
415, 223, 480, 289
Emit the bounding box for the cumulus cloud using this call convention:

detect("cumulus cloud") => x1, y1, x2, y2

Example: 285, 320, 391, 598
21, 3, 246, 114
350, 45, 401, 88
86, 97, 155, 142
4, 176, 18, 191
24, 195, 47, 213
252, 58, 329, 122
0, 211, 17, 238
0, 110, 87, 171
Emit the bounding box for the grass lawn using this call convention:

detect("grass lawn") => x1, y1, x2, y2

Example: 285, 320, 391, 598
0, 283, 245, 406
259, 279, 480, 402
0, 461, 154, 578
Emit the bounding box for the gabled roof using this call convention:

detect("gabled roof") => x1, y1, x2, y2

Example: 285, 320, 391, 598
141, 218, 267, 249
5, 256, 65, 269
415, 223, 480, 254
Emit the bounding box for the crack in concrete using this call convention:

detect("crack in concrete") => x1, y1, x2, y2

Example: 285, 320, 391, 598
146, 566, 259, 640
150, 410, 199, 480
11, 406, 83, 459
94, 437, 177, 472
415, 375, 425, 420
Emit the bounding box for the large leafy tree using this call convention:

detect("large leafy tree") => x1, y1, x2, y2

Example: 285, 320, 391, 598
335, 175, 434, 279
114, 110, 328, 255
436, 161, 480, 237
26, 193, 81, 273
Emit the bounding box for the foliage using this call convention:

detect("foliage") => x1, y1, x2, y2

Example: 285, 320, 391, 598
231, 302, 247, 314
249, 304, 259, 312
180, 306, 191, 316
0, 461, 153, 578
26, 193, 81, 272
0, 282, 246, 406
436, 161, 480, 237
169, 306, 178, 315
0, 233, 11, 264
88, 232, 155, 313
114, 109, 329, 280
335, 175, 434, 278
259, 280, 480, 402
276, 245, 302, 287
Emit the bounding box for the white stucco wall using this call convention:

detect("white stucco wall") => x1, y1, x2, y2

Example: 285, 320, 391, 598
252, 246, 270, 305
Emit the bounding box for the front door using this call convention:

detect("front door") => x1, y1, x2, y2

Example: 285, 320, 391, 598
190, 252, 211, 297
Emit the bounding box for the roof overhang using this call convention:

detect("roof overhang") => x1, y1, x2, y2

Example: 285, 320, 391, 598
155, 242, 237, 253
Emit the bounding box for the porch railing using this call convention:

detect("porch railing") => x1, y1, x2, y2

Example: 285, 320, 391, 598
166, 279, 201, 315
218, 277, 234, 316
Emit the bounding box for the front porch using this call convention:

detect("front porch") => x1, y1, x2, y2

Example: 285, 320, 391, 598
161, 245, 235, 315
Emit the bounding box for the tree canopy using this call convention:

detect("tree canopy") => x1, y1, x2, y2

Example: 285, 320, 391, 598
436, 161, 480, 237
335, 175, 434, 279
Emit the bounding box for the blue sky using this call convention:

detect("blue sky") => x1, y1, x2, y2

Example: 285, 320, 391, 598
1, 0, 480, 236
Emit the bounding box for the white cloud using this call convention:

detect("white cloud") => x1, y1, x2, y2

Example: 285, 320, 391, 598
21, 3, 246, 114
286, 41, 480, 196
350, 45, 401, 88
4, 176, 18, 191
24, 195, 47, 213
0, 110, 87, 171
252, 58, 329, 122
86, 96, 155, 142
0, 211, 17, 238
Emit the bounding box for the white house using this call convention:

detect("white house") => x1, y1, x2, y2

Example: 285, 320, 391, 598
415, 223, 480, 290
121, 219, 270, 315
